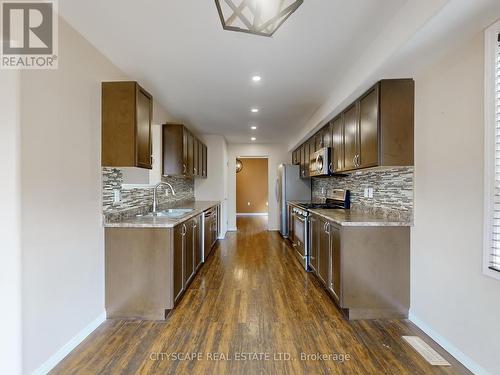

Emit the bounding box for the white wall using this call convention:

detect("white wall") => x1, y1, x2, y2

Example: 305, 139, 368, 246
195, 135, 229, 237
20, 18, 171, 374
227, 144, 290, 231
411, 32, 500, 374
0, 71, 22, 375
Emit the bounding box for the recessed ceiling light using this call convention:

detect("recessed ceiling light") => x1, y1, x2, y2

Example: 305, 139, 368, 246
251, 126, 257, 130
251, 108, 259, 113
251, 137, 256, 141
252, 75, 262, 82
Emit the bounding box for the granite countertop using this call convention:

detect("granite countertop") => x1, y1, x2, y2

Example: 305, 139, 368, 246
287, 201, 412, 227
104, 201, 220, 228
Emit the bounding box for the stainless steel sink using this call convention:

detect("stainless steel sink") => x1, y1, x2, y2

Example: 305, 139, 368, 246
136, 208, 194, 219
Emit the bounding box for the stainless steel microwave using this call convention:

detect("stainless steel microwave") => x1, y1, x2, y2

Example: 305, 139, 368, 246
309, 147, 331, 177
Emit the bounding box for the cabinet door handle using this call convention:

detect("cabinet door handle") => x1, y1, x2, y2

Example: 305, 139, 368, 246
194, 168, 197, 174
183, 164, 187, 174
181, 224, 187, 236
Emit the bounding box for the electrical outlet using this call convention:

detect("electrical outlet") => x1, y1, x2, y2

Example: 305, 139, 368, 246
364, 188, 369, 198
113, 189, 121, 204
368, 187, 374, 198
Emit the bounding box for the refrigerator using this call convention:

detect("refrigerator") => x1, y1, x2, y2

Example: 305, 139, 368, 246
276, 164, 311, 237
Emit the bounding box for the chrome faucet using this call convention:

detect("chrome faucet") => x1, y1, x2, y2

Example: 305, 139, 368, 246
152, 182, 176, 213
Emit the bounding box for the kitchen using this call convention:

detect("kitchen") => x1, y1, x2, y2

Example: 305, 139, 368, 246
2, 1, 500, 375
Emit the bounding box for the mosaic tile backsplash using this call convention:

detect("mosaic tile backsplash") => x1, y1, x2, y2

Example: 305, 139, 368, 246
102, 168, 195, 221
312, 167, 414, 219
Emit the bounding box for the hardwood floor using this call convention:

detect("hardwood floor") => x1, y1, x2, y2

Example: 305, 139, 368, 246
52, 216, 470, 375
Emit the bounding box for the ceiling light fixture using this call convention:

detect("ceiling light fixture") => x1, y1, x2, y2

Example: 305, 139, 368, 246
251, 137, 256, 141
214, 0, 304, 37
251, 108, 259, 113
252, 75, 262, 82
251, 126, 257, 130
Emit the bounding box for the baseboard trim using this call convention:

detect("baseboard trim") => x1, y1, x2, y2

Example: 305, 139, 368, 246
409, 312, 489, 375
33, 312, 106, 375
236, 213, 268, 216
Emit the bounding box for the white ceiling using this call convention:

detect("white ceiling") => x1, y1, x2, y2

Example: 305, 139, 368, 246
59, 0, 408, 144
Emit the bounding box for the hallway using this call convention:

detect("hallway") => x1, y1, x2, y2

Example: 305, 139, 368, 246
52, 217, 468, 374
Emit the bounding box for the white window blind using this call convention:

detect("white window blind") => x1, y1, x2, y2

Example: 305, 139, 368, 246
490, 32, 500, 272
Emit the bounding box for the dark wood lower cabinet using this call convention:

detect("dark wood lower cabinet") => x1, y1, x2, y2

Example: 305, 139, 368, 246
308, 212, 410, 320
317, 218, 330, 286
308, 215, 318, 273
105, 209, 215, 320
173, 225, 184, 303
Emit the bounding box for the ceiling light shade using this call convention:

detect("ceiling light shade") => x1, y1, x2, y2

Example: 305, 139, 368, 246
215, 0, 304, 37
236, 158, 244, 173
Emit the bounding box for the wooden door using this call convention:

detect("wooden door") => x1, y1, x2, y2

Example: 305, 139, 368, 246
331, 115, 344, 173
329, 225, 341, 302
308, 215, 319, 273
343, 103, 358, 171
136, 87, 152, 169
317, 218, 330, 286
173, 224, 184, 302
359, 86, 379, 168
184, 221, 194, 284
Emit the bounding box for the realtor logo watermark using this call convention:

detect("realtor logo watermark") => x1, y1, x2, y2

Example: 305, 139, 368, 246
1, 0, 58, 69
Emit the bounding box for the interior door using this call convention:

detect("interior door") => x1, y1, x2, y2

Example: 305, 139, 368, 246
343, 103, 358, 171
173, 224, 184, 302
331, 115, 344, 172
136, 87, 152, 169
359, 86, 379, 168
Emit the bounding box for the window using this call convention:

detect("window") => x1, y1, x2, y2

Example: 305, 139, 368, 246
484, 20, 500, 280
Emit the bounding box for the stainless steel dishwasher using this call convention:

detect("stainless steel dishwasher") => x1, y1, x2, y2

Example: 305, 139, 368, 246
203, 207, 217, 262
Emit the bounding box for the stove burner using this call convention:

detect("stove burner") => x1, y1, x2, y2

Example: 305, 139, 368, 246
298, 203, 344, 210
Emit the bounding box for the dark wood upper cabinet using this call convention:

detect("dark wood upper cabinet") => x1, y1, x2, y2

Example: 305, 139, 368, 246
343, 103, 358, 171
299, 144, 306, 178
358, 86, 379, 169
322, 124, 331, 149
297, 79, 414, 174
187, 131, 194, 176
202, 144, 208, 178
330, 115, 344, 173
102, 81, 153, 169
162, 123, 207, 178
